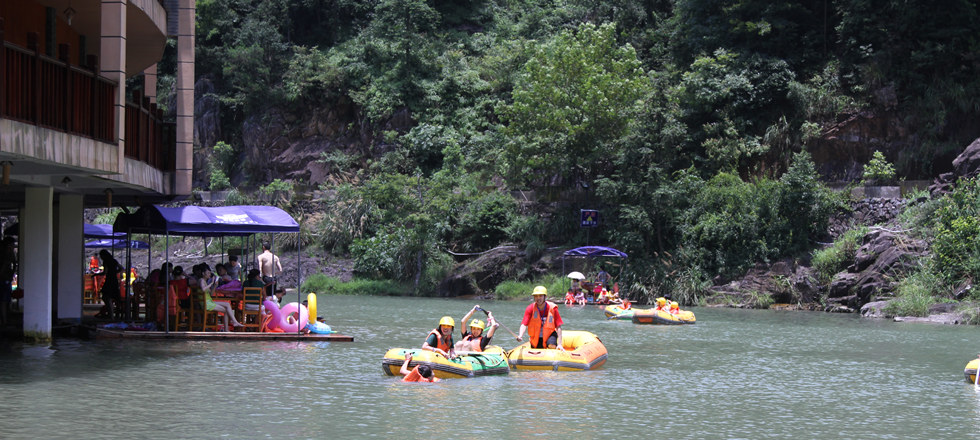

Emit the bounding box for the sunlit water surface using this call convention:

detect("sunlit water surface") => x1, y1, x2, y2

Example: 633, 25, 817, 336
2, 295, 980, 439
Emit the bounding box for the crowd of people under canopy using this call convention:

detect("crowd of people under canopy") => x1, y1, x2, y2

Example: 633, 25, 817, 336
90, 242, 292, 332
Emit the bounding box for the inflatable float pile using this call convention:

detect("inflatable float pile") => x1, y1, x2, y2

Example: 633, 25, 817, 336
261, 293, 334, 334
631, 307, 696, 325
506, 330, 607, 371
382, 347, 510, 379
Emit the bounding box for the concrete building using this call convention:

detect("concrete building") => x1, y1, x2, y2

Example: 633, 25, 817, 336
0, 0, 195, 341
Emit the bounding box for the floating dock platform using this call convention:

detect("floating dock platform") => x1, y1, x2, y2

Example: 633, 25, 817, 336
96, 328, 354, 341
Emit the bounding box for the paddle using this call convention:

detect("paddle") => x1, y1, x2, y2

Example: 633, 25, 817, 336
476, 306, 520, 340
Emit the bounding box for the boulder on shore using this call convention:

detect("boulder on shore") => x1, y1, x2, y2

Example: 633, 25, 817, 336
825, 228, 927, 310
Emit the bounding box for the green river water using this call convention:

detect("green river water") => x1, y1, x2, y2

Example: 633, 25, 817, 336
2, 294, 980, 439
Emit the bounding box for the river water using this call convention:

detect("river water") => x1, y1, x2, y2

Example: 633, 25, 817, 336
2, 295, 980, 439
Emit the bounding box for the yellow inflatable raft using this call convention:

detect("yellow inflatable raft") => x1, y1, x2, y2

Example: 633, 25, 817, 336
964, 358, 980, 383
631, 308, 696, 325
381, 346, 509, 379
506, 330, 607, 371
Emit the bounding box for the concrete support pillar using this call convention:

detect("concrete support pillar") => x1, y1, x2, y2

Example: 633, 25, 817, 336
144, 64, 157, 104
101, 0, 127, 172
174, 0, 194, 195
56, 194, 84, 323
22, 187, 53, 342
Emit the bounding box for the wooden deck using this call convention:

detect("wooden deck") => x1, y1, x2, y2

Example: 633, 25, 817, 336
96, 328, 354, 341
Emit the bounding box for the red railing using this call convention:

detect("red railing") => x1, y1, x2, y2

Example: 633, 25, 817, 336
1, 18, 174, 173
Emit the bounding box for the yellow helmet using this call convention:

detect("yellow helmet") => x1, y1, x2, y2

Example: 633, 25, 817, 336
439, 316, 455, 327
670, 301, 679, 309
656, 297, 666, 306
532, 286, 548, 296
470, 319, 485, 330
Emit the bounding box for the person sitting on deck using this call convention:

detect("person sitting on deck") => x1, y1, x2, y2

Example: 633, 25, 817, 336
455, 305, 499, 352
596, 288, 610, 304
195, 263, 245, 331
399, 353, 440, 383
226, 255, 242, 281
214, 264, 242, 292
423, 316, 456, 359
564, 289, 575, 305
243, 269, 266, 312
574, 289, 586, 305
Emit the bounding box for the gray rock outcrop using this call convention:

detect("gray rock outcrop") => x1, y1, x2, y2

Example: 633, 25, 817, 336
825, 228, 928, 310
931, 137, 980, 195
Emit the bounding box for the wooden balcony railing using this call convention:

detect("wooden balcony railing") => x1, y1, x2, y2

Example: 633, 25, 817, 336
126, 89, 175, 172
1, 17, 175, 174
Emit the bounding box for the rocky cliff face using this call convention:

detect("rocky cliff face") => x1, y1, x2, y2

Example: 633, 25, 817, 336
192, 82, 415, 189
808, 111, 968, 182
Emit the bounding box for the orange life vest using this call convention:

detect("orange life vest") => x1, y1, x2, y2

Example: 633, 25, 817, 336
527, 301, 558, 349
427, 329, 452, 352
462, 334, 484, 352
402, 366, 440, 382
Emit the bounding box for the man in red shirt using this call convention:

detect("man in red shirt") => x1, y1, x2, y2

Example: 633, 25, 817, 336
516, 286, 565, 351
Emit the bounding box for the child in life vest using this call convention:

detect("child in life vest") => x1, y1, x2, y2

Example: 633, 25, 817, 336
400, 353, 440, 382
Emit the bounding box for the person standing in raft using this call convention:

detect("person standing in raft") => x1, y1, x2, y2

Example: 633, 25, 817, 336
400, 353, 440, 382
516, 286, 565, 351
455, 305, 499, 352
423, 316, 457, 358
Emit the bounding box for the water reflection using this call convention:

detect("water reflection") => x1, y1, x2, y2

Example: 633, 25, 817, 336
2, 296, 980, 438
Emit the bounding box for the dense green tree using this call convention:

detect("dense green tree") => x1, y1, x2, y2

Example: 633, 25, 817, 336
499, 22, 650, 186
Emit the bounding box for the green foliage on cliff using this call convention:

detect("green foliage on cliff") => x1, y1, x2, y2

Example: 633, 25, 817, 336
931, 177, 980, 283
189, 0, 980, 297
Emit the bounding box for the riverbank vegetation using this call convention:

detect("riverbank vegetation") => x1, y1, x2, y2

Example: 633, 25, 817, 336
146, 2, 980, 308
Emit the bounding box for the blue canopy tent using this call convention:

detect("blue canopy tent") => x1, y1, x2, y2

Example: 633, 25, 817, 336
113, 204, 302, 332
84, 238, 150, 249
561, 246, 629, 295
84, 223, 124, 238
5, 222, 121, 238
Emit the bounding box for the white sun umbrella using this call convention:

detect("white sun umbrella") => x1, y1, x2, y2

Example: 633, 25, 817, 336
567, 271, 585, 280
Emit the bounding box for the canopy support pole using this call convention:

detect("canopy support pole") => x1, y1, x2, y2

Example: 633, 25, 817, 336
164, 231, 170, 333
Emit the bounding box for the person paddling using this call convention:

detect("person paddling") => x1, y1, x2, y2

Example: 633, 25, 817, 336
423, 316, 457, 358
516, 286, 565, 351
456, 305, 499, 352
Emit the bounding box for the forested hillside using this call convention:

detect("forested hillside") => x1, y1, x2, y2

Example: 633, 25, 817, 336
168, 0, 980, 304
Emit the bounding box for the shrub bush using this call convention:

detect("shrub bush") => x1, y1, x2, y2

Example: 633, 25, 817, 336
861, 150, 897, 185
301, 273, 413, 296
884, 266, 946, 317
493, 275, 566, 301
931, 177, 980, 283
811, 226, 868, 283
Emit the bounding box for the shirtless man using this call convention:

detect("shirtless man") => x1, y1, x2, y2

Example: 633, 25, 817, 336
256, 243, 282, 296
